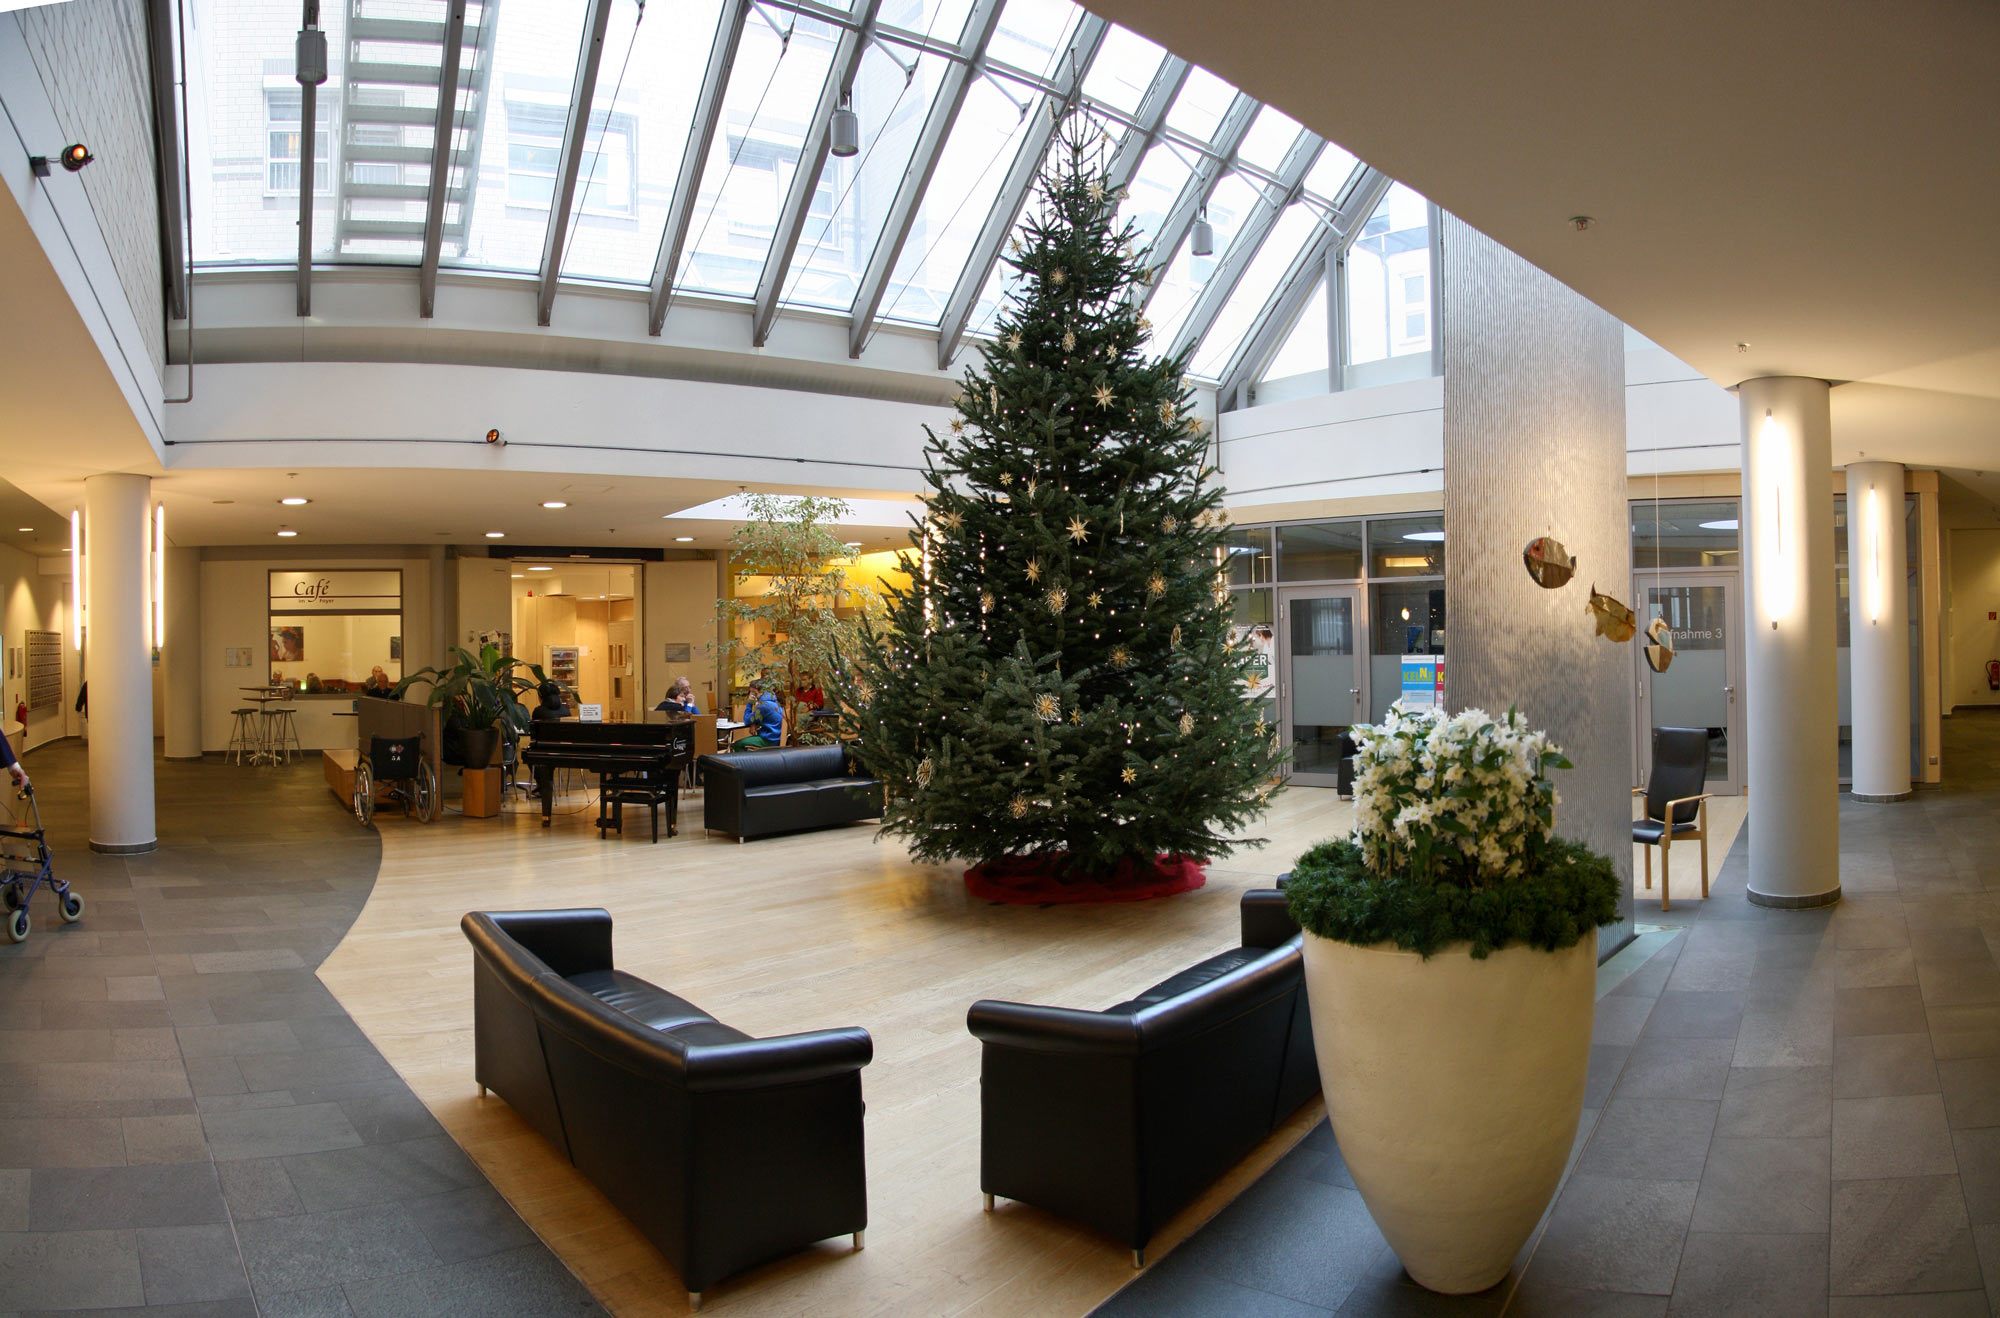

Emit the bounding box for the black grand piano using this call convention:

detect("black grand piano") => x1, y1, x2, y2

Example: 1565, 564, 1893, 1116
520, 717, 693, 841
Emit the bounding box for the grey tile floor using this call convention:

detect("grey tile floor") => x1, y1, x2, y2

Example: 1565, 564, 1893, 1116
0, 744, 601, 1316
1100, 714, 2000, 1317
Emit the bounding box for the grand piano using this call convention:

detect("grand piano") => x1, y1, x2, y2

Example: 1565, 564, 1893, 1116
520, 716, 693, 840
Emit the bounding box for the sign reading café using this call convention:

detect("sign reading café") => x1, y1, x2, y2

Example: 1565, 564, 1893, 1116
267, 570, 403, 615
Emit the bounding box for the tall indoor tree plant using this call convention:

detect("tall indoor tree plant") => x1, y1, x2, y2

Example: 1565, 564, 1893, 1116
396, 643, 546, 769
1285, 704, 1620, 1293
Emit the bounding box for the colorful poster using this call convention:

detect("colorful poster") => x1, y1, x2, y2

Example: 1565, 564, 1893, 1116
1399, 654, 1445, 711
1234, 624, 1275, 701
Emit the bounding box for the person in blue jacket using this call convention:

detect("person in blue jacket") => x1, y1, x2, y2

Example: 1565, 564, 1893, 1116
0, 726, 29, 792
736, 679, 784, 750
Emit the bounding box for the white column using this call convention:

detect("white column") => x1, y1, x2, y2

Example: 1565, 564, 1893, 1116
163, 545, 203, 762
1847, 460, 1912, 801
1741, 377, 1839, 907
83, 472, 157, 853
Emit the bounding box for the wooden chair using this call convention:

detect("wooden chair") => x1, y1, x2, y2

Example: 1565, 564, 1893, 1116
1633, 726, 1714, 911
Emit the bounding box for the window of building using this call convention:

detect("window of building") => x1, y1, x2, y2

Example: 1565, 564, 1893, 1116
265, 87, 330, 197
1367, 514, 1444, 578
506, 101, 637, 215
1277, 521, 1364, 581
1221, 525, 1275, 587
1345, 182, 1432, 367
267, 570, 404, 692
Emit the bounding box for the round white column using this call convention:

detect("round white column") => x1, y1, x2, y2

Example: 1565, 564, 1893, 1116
163, 545, 203, 762
1741, 377, 1839, 907
83, 472, 157, 853
1847, 460, 1912, 801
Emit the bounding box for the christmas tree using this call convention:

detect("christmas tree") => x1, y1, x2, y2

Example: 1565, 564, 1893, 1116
840, 114, 1283, 900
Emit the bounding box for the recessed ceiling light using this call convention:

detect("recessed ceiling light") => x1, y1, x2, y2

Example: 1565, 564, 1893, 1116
673, 535, 694, 543
277, 529, 298, 538
16, 527, 32, 533
511, 574, 525, 579
280, 496, 309, 506
1402, 530, 1445, 542
484, 531, 505, 539
1698, 519, 1740, 531
528, 565, 553, 572
541, 501, 568, 509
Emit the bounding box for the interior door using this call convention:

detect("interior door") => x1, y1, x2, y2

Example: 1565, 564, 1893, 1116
1634, 573, 1741, 795
1279, 586, 1365, 787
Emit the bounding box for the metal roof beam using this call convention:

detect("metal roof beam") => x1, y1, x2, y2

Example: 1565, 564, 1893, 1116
750, 0, 885, 347
1103, 55, 1187, 194
416, 0, 471, 319
1216, 166, 1390, 406
534, 0, 617, 327
1130, 93, 1257, 316
147, 0, 189, 322
845, 0, 1007, 358
648, 0, 753, 336
932, 14, 1109, 370
1165, 133, 1323, 363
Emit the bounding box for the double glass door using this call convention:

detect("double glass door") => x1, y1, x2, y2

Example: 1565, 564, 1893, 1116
1278, 586, 1364, 787
1633, 572, 1741, 795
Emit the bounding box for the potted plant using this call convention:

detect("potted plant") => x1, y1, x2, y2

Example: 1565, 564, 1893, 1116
1285, 704, 1619, 1294
396, 644, 546, 770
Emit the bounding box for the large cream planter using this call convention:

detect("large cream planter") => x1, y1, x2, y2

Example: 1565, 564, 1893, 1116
1301, 932, 1596, 1294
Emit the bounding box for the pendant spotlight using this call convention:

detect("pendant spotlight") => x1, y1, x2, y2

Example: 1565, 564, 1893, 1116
29, 143, 94, 176
296, 0, 328, 86
830, 92, 860, 158
1191, 207, 1215, 257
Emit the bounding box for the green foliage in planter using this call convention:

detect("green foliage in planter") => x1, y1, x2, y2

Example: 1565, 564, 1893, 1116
1285, 835, 1620, 959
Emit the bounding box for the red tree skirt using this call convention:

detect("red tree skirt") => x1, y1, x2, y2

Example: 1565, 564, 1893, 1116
964, 852, 1207, 904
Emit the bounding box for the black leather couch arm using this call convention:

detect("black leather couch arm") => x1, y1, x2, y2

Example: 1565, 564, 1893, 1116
699, 754, 744, 835
967, 999, 1145, 1056
1240, 888, 1300, 950
464, 908, 613, 979
682, 1027, 875, 1093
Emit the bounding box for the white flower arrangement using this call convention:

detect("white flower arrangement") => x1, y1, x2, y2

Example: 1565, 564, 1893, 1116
1350, 703, 1569, 884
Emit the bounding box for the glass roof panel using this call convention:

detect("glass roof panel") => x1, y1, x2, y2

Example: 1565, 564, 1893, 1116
1164, 65, 1236, 143
1078, 25, 1164, 115
672, 12, 842, 300
1189, 201, 1320, 379
557, 0, 726, 284
1145, 170, 1260, 352
444, 0, 592, 273
985, 0, 1080, 75
779, 45, 951, 313
1116, 141, 1191, 258
966, 262, 1009, 340
1236, 106, 1303, 173
1263, 280, 1330, 382
874, 0, 976, 46
1303, 141, 1361, 203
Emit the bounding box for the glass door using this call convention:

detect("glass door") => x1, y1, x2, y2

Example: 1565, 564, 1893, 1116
1278, 586, 1365, 787
1633, 573, 1742, 795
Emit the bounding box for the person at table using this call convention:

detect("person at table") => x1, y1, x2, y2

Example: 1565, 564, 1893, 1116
736, 680, 784, 750
531, 680, 568, 723
362, 666, 396, 699
654, 676, 699, 716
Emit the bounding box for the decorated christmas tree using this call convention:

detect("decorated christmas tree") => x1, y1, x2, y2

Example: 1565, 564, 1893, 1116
839, 115, 1283, 901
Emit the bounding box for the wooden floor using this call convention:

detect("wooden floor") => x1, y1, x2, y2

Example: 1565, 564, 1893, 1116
317, 777, 1747, 1317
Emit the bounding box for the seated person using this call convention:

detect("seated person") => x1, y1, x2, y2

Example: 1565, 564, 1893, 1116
531, 680, 568, 723
735, 681, 784, 750
654, 676, 700, 716
362, 666, 396, 699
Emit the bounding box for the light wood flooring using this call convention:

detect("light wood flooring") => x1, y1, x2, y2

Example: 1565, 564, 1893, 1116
317, 776, 1745, 1316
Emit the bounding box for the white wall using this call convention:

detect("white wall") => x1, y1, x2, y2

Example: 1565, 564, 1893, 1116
1946, 529, 2000, 711
454, 557, 513, 653
0, 546, 80, 753
199, 553, 434, 752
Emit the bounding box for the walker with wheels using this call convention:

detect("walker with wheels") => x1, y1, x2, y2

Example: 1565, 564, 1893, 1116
0, 785, 82, 944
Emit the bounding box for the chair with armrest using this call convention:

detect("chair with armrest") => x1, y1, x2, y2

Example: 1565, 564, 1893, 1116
1632, 726, 1713, 911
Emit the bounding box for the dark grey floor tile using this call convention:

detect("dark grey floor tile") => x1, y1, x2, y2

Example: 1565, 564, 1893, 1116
234, 1203, 440, 1296
1919, 960, 2000, 1009
11, 1058, 192, 1102
138, 1222, 253, 1304
236, 1046, 394, 1095
1156, 1173, 1387, 1307
1334, 1270, 1501, 1314
1908, 927, 1995, 965
1830, 1175, 1983, 1296
1731, 1006, 1834, 1068
1833, 1094, 1960, 1180
29, 1161, 226, 1230
1640, 992, 1745, 1041
1716, 1065, 1833, 1138
0, 1116, 126, 1168
1689, 1136, 1829, 1234
203, 1102, 363, 1161
288, 1017, 370, 1052
1575, 1098, 1718, 1181
408, 1185, 538, 1264
175, 1020, 303, 1059
183, 1054, 248, 1097
1612, 1037, 1737, 1101
1929, 1005, 2000, 1061
279, 1137, 482, 1213
0, 1228, 146, 1309
1829, 1293, 1992, 1315
340, 1243, 600, 1318
260, 1286, 356, 1318
1953, 1128, 2000, 1227
1503, 1276, 1667, 1316
1594, 996, 1656, 1048
1666, 1231, 1827, 1316
55, 1000, 175, 1030
337, 1093, 442, 1145
0, 1166, 26, 1231
1938, 1056, 2000, 1129
1839, 986, 1933, 1036
1585, 1044, 1630, 1109
217, 1157, 304, 1221
1528, 1173, 1697, 1295
1837, 1031, 1944, 1098
121, 1112, 208, 1164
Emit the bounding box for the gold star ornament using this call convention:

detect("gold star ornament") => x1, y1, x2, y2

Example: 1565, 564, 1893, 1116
1147, 574, 1167, 599
1046, 587, 1068, 613
1034, 692, 1061, 722
1005, 331, 1023, 353
1093, 383, 1114, 409
949, 417, 965, 434
1066, 516, 1089, 544
1086, 590, 1103, 608
1121, 766, 1137, 785
1026, 558, 1042, 583
1061, 330, 1076, 353
1178, 712, 1195, 736
1086, 179, 1106, 204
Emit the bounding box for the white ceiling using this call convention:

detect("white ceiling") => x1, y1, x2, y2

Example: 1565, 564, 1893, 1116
1085, 0, 2000, 468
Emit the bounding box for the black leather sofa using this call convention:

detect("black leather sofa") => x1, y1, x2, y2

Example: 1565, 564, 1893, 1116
461, 909, 873, 1305
966, 889, 1317, 1264
699, 743, 883, 841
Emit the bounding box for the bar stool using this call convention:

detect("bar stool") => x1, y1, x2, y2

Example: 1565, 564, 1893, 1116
226, 708, 260, 765
264, 706, 303, 765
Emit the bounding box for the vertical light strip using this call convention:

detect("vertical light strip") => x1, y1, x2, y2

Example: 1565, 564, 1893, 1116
154, 503, 166, 649
1865, 480, 1884, 625
70, 509, 83, 648
1757, 409, 1795, 627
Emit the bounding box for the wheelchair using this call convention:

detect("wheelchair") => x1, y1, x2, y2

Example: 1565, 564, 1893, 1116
353, 734, 439, 827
